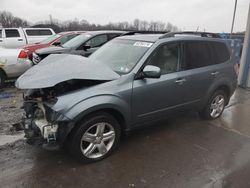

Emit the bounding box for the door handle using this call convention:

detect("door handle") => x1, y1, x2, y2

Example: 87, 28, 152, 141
175, 78, 186, 84
211, 71, 219, 76
18, 39, 23, 41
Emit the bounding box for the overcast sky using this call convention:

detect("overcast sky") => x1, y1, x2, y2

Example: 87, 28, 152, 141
0, 0, 249, 32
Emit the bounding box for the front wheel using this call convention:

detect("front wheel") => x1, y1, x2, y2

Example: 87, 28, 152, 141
199, 90, 227, 120
68, 112, 121, 163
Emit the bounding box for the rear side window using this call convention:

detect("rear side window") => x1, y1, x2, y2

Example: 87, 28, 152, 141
0, 29, 2, 38
86, 34, 108, 48
5, 29, 20, 38
210, 42, 230, 64
26, 29, 53, 36
183, 41, 213, 70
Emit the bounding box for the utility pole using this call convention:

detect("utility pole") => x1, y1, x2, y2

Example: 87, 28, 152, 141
230, 0, 238, 38
238, 4, 250, 87
49, 14, 53, 25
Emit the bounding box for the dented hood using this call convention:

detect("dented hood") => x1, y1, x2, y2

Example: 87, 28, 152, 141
16, 54, 120, 89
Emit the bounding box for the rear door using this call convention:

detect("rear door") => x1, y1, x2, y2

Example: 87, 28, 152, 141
3, 29, 25, 48
178, 40, 217, 104
209, 41, 234, 77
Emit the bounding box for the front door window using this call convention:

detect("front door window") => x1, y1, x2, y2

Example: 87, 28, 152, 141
146, 43, 180, 74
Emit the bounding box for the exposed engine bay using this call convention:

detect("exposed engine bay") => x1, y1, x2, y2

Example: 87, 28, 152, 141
21, 79, 107, 149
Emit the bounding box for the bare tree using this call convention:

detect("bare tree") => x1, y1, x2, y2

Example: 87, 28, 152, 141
0, 11, 179, 33
133, 19, 140, 30
0, 11, 29, 27
140, 20, 149, 30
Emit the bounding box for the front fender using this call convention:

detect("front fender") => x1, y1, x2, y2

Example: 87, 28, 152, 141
62, 95, 131, 125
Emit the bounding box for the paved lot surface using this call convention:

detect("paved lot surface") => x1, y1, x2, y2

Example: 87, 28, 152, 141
0, 87, 250, 188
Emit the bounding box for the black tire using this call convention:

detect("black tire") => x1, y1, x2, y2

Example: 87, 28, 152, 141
68, 112, 121, 163
199, 90, 227, 120
0, 70, 6, 89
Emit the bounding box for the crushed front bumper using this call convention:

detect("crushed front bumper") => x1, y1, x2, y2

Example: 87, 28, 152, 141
22, 113, 74, 151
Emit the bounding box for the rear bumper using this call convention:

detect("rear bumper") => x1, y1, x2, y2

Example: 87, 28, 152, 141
3, 59, 33, 79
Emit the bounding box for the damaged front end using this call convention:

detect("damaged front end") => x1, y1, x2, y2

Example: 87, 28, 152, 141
22, 88, 73, 150
20, 79, 110, 150
16, 54, 120, 150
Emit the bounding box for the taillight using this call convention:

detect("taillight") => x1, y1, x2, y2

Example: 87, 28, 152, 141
18, 50, 28, 59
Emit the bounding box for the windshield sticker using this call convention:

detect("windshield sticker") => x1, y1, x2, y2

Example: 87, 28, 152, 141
133, 42, 153, 48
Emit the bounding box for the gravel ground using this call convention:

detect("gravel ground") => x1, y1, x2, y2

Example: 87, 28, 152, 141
0, 84, 24, 135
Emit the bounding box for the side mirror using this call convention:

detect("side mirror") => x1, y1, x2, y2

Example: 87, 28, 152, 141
53, 41, 61, 46
142, 65, 161, 79
83, 45, 91, 51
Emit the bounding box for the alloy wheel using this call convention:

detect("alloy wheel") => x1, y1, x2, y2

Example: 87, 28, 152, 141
210, 94, 225, 118
80, 122, 115, 159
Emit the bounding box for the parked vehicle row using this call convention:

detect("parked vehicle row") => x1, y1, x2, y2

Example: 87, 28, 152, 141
16, 31, 237, 163
0, 30, 88, 88
23, 31, 86, 60
32, 30, 125, 64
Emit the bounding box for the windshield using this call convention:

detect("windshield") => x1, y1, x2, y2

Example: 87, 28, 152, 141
40, 34, 60, 44
90, 39, 153, 74
62, 34, 92, 48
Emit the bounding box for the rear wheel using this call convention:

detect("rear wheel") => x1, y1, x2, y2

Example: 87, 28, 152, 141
0, 70, 6, 89
199, 90, 227, 120
68, 112, 121, 163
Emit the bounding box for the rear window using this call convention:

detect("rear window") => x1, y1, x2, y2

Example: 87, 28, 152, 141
85, 34, 108, 48
59, 34, 78, 44
183, 41, 213, 70
62, 34, 92, 48
26, 29, 53, 36
210, 41, 230, 64
5, 29, 20, 38
108, 33, 121, 40
40, 34, 60, 44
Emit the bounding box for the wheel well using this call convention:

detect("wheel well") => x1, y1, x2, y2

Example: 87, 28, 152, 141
99, 108, 126, 131
215, 85, 230, 104
64, 108, 127, 145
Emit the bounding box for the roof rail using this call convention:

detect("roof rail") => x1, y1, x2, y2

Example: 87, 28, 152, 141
159, 31, 221, 39
121, 30, 167, 36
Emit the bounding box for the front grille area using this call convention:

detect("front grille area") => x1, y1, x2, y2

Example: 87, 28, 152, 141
32, 52, 41, 64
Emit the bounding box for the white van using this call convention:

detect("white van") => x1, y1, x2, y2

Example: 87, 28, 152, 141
0, 28, 55, 48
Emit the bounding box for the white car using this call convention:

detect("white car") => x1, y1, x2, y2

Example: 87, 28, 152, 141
0, 47, 33, 88
0, 28, 55, 48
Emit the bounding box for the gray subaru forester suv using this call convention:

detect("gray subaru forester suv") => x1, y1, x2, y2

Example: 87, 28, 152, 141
16, 31, 237, 163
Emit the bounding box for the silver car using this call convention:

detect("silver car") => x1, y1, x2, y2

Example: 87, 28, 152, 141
16, 32, 237, 163
0, 48, 32, 88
